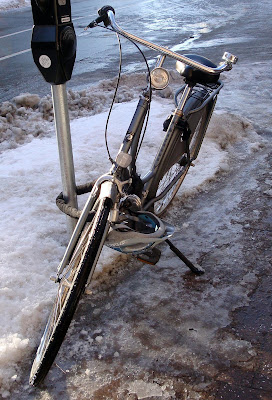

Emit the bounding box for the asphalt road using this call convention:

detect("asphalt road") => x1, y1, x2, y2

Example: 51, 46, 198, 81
0, 0, 156, 102
1, 0, 271, 110
0, 2, 145, 102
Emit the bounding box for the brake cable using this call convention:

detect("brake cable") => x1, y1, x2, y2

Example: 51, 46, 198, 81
105, 31, 122, 164
96, 25, 152, 165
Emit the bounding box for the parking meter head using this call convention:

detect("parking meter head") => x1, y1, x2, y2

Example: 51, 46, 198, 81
30, 0, 77, 85
33, 0, 52, 21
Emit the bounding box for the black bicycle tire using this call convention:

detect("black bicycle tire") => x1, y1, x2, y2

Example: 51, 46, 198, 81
29, 197, 111, 386
147, 91, 211, 216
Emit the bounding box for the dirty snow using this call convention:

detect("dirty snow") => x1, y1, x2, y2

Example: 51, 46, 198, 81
0, 74, 148, 153
0, 0, 29, 10
0, 90, 261, 397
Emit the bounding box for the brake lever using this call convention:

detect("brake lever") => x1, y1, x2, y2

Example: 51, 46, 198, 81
85, 5, 115, 30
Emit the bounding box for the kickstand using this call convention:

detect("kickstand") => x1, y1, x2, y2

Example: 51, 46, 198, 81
165, 239, 204, 275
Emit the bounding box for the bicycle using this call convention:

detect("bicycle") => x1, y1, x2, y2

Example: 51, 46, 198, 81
29, 5, 237, 386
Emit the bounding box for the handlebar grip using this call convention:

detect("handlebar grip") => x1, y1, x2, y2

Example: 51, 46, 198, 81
98, 5, 115, 16
86, 5, 115, 29
98, 5, 115, 26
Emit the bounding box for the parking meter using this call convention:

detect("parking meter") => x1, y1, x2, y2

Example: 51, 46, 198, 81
31, 0, 76, 84
30, 0, 78, 235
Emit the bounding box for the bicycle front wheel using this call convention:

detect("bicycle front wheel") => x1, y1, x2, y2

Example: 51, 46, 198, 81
29, 197, 111, 386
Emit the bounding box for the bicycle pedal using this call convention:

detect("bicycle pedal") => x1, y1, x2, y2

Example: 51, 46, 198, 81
136, 247, 161, 265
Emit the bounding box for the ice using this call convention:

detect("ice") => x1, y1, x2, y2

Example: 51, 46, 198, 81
128, 380, 163, 398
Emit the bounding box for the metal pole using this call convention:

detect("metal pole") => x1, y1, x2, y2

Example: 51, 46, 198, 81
51, 83, 78, 235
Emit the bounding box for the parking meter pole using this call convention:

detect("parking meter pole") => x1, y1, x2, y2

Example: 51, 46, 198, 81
30, 0, 78, 236
52, 83, 78, 235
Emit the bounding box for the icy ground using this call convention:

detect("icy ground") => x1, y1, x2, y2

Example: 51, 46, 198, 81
0, 80, 268, 399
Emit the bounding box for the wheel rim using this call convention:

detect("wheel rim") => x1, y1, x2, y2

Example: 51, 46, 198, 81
154, 163, 187, 215
153, 116, 204, 215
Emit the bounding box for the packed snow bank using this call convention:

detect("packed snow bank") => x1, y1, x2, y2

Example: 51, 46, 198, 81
0, 0, 29, 10
0, 98, 260, 396
0, 74, 149, 153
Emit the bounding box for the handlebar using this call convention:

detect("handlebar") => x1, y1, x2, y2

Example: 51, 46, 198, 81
86, 7, 237, 75
101, 8, 237, 76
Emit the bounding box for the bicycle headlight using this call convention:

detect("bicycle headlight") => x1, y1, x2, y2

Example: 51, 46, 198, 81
150, 67, 169, 90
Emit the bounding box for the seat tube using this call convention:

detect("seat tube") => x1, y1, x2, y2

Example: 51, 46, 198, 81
175, 84, 193, 116
153, 84, 193, 170
143, 84, 193, 197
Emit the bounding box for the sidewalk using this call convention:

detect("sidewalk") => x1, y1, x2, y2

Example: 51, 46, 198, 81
213, 146, 272, 399
11, 133, 272, 400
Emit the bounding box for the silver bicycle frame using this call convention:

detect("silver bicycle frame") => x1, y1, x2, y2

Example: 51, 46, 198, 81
55, 12, 234, 275
56, 176, 116, 276
103, 10, 233, 204
141, 84, 193, 206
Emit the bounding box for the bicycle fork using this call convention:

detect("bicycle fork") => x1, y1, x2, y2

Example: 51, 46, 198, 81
54, 177, 118, 280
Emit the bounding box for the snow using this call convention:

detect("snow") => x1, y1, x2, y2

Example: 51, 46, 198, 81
0, 90, 260, 396
0, 74, 146, 153
0, 0, 29, 10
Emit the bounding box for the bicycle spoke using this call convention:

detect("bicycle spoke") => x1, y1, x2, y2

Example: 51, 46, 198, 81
155, 163, 184, 214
